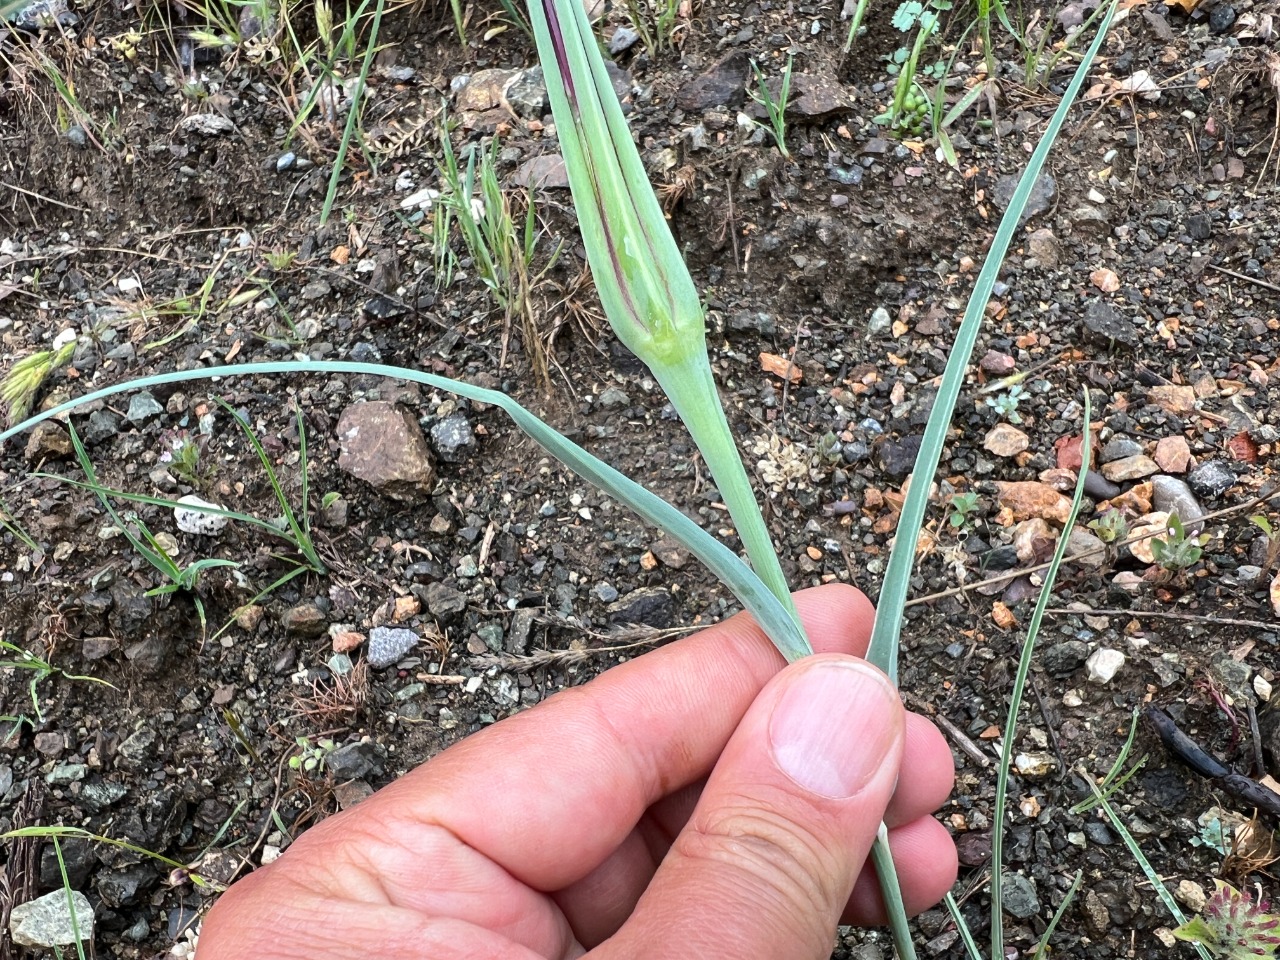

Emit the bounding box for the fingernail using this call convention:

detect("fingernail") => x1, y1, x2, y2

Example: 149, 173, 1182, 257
768, 660, 900, 799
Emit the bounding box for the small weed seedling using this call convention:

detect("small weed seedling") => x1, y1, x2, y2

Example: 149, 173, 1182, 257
1150, 512, 1209, 573
748, 56, 793, 158
1248, 513, 1280, 572
946, 490, 980, 533
0, 637, 112, 730
1173, 881, 1280, 959
162, 431, 215, 489
1089, 507, 1130, 545
69, 422, 239, 639
985, 383, 1027, 423
0, 338, 76, 424
621, 0, 682, 57
875, 0, 951, 135
434, 121, 563, 381
289, 735, 337, 775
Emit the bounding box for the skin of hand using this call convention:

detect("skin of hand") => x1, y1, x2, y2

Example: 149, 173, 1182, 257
200, 584, 957, 959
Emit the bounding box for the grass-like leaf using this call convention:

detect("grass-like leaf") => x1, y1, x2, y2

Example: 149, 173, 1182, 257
0, 361, 812, 662
867, 0, 1118, 684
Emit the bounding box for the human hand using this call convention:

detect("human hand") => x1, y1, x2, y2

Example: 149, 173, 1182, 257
200, 584, 957, 959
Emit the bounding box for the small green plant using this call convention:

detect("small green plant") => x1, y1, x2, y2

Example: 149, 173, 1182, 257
985, 383, 1027, 423
0, 638, 112, 730
1089, 507, 1130, 545
1150, 512, 1209, 572
946, 490, 980, 532
289, 735, 337, 774
748, 56, 793, 159
434, 120, 562, 382
1, 339, 76, 424
875, 0, 951, 135
621, 0, 681, 57
263, 248, 298, 272
1173, 881, 1280, 959
68, 422, 239, 639
163, 432, 215, 489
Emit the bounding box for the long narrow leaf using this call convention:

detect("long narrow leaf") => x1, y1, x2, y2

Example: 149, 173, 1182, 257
0, 361, 811, 661
867, 0, 1117, 682
989, 391, 1091, 960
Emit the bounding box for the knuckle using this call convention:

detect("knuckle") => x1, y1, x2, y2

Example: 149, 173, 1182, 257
676, 795, 843, 915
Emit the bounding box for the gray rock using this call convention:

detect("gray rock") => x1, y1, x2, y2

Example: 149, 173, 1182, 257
78, 779, 128, 811
609, 25, 640, 53
512, 154, 569, 190
878, 435, 923, 478
1187, 460, 1235, 499
1000, 872, 1040, 919
506, 608, 536, 655
126, 392, 163, 424
106, 583, 151, 640
867, 307, 892, 335
1082, 300, 1137, 345
1186, 213, 1212, 239
607, 587, 675, 628
1150, 475, 1204, 533
46, 763, 88, 785
97, 863, 155, 908
503, 66, 547, 118
1209, 3, 1235, 32
327, 740, 386, 780
1066, 527, 1107, 568
593, 582, 619, 603
1042, 640, 1089, 676
1083, 470, 1121, 500
337, 402, 436, 501
598, 387, 630, 409
729, 311, 776, 336
9, 890, 94, 948
117, 728, 156, 764
992, 172, 1054, 224
275, 151, 296, 172
83, 410, 121, 444
1101, 436, 1142, 461
367, 626, 420, 668
8, 0, 77, 30
676, 53, 748, 111
426, 582, 467, 619
429, 413, 476, 463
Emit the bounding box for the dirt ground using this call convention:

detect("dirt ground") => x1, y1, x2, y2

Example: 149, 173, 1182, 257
2, 0, 1279, 956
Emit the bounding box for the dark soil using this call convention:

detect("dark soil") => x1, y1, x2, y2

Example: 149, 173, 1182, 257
2, 0, 1279, 957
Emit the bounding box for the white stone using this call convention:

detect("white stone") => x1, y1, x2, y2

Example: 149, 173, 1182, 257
1086, 648, 1125, 684
399, 186, 439, 210
174, 495, 230, 535
1255, 675, 1272, 702
9, 889, 94, 948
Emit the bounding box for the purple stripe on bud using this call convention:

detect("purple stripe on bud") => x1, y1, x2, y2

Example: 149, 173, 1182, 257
542, 0, 578, 114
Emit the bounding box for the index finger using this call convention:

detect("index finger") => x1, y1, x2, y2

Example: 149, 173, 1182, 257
368, 583, 876, 892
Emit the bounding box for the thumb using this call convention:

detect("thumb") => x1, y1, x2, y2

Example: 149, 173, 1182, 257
598, 655, 904, 960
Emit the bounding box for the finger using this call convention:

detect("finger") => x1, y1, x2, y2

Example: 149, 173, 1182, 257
597, 656, 904, 960
843, 815, 958, 924
363, 584, 877, 898
555, 711, 953, 944
645, 712, 953, 833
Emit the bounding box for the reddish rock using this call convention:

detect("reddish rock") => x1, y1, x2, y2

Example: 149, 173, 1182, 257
1148, 384, 1197, 416
995, 481, 1074, 525
1153, 436, 1192, 473
337, 402, 437, 501
980, 350, 1017, 375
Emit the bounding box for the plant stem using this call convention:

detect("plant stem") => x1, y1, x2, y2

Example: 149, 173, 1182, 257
653, 353, 805, 649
